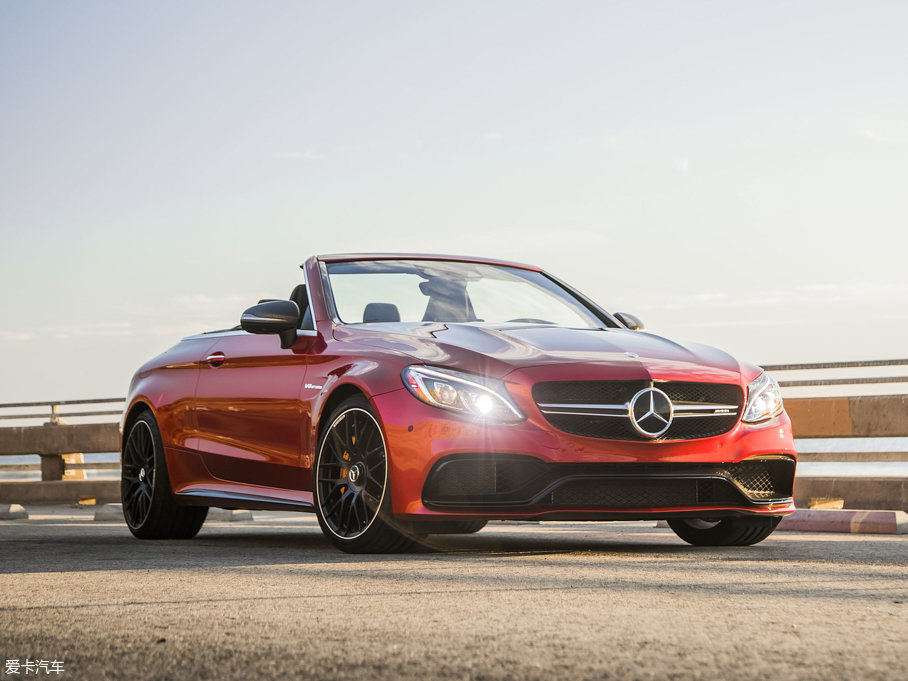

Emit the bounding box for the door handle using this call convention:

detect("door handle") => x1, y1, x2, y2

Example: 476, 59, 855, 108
206, 352, 226, 367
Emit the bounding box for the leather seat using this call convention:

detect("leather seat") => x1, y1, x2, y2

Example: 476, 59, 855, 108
420, 279, 475, 322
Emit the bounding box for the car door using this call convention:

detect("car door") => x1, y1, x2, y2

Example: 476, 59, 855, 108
191, 331, 311, 491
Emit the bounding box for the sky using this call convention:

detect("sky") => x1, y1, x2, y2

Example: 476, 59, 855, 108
1, 0, 907, 403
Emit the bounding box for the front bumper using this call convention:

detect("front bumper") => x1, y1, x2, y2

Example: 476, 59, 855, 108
372, 388, 797, 520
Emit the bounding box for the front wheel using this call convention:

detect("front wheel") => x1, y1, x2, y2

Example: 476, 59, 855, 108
314, 396, 412, 553
667, 516, 782, 546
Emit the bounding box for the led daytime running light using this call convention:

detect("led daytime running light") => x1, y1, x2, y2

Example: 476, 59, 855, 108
402, 366, 524, 422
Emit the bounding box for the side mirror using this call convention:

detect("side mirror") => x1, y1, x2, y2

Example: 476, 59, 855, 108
240, 300, 300, 349
614, 312, 645, 331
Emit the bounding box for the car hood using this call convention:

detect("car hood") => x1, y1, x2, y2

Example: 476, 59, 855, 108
334, 323, 756, 385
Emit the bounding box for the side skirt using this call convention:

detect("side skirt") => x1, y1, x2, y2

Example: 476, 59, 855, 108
175, 489, 315, 513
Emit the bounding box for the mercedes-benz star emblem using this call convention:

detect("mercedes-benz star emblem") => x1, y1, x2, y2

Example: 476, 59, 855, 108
628, 387, 673, 438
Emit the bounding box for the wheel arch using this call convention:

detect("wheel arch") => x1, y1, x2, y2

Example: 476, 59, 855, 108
122, 399, 155, 451
316, 383, 370, 435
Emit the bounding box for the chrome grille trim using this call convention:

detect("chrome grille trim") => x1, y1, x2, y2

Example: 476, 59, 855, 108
672, 403, 739, 412
538, 402, 739, 418
532, 380, 744, 441
537, 403, 626, 411
539, 409, 628, 417
537, 402, 626, 417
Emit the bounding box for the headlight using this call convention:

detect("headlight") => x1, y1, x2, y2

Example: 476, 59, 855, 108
741, 372, 783, 423
401, 366, 525, 422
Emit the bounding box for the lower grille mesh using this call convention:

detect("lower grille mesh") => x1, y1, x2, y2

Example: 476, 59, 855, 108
423, 456, 795, 509
729, 459, 790, 499
549, 478, 746, 507
550, 479, 699, 507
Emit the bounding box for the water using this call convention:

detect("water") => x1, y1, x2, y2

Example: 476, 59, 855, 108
0, 452, 119, 481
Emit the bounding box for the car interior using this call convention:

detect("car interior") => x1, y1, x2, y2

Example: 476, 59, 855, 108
357, 276, 478, 324
288, 284, 315, 330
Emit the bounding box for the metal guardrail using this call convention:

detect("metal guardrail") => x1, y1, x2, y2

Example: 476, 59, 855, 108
763, 359, 908, 370
0, 397, 124, 423
0, 422, 122, 482
763, 358, 908, 388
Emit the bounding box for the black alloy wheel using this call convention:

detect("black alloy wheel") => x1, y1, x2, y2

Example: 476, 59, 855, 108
314, 396, 411, 553
121, 410, 208, 539
121, 418, 156, 526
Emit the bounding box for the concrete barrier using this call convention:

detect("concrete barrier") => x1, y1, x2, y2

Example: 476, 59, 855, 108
0, 503, 28, 520
0, 480, 120, 504
794, 476, 907, 512
785, 395, 908, 438
777, 509, 907, 534
0, 423, 121, 482
0, 423, 120, 456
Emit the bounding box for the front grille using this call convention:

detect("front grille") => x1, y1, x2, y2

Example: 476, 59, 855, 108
532, 380, 744, 441
550, 478, 698, 507
422, 455, 795, 510
549, 478, 745, 507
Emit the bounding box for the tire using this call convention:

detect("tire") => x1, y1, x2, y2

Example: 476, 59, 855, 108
313, 395, 412, 553
667, 515, 782, 547
410, 520, 488, 535
121, 411, 208, 539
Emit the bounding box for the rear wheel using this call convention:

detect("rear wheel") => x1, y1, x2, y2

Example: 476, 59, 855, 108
667, 515, 782, 546
314, 396, 412, 553
121, 411, 208, 539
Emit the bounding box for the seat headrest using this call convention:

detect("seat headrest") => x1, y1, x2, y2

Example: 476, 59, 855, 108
419, 278, 466, 297
363, 302, 401, 323
289, 284, 307, 309
287, 284, 308, 327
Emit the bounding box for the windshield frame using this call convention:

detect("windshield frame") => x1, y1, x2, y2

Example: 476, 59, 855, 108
317, 257, 621, 329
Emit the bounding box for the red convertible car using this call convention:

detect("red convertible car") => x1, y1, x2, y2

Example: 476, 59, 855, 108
121, 253, 796, 552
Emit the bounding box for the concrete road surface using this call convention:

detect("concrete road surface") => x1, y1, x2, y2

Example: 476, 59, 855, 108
1, 507, 906, 681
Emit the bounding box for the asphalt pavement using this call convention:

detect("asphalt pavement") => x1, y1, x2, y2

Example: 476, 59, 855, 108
1, 507, 906, 681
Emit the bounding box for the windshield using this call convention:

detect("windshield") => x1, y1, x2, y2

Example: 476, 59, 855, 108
325, 259, 607, 329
